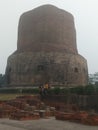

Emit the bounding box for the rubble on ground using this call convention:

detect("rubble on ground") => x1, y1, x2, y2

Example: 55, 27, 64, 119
0, 95, 55, 120
0, 95, 98, 125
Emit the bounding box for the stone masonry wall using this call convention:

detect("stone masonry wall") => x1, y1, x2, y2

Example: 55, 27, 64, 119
6, 52, 88, 87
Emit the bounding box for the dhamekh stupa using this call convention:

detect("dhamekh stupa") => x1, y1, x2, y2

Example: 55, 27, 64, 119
6, 5, 88, 87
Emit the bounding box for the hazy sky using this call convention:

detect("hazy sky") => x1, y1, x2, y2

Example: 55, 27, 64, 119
0, 0, 98, 74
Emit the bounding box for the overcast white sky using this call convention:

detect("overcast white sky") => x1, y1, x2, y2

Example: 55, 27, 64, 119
0, 0, 98, 74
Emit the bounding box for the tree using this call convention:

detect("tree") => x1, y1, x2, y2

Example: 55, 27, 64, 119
0, 74, 6, 87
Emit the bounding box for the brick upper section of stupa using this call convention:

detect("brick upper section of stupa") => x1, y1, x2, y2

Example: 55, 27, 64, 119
17, 5, 77, 54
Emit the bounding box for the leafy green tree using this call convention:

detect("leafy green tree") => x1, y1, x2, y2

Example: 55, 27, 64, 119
0, 74, 6, 87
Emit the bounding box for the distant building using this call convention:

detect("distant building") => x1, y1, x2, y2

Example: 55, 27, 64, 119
89, 72, 98, 85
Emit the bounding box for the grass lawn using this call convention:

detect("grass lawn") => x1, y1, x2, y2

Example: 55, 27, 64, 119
0, 94, 30, 101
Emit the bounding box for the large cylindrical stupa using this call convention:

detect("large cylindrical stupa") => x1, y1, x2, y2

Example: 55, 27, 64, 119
6, 5, 88, 87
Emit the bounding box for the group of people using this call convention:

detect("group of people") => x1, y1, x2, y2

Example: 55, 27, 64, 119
39, 83, 50, 99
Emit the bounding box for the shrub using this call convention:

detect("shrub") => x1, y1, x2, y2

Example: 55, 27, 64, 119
84, 85, 95, 95
53, 87, 60, 95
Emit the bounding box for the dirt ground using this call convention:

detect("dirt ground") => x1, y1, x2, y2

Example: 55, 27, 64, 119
0, 118, 98, 130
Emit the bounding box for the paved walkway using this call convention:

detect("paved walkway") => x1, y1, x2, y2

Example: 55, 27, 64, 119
0, 118, 98, 130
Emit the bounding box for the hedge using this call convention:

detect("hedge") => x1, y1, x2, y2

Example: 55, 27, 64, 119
0, 85, 98, 95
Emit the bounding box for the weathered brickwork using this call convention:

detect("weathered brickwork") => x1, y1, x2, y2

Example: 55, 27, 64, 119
6, 5, 88, 87
17, 5, 77, 54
